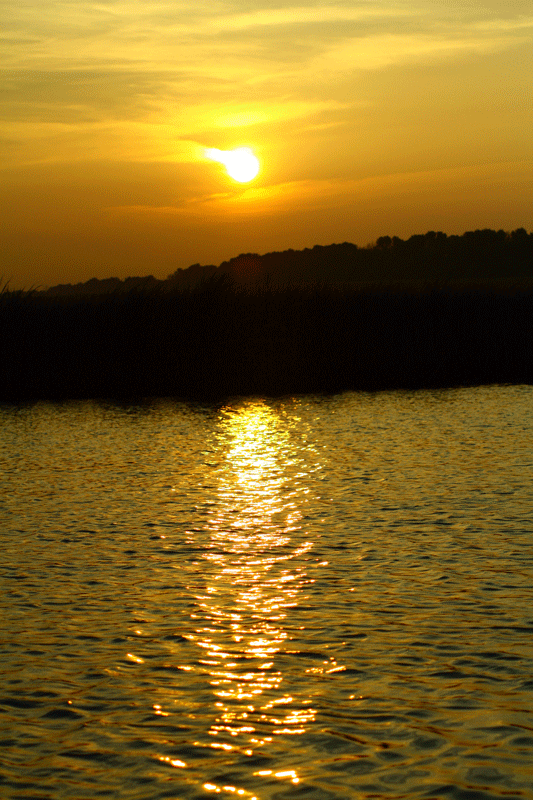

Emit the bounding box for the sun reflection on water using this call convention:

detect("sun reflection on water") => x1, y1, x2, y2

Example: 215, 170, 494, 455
188, 401, 319, 789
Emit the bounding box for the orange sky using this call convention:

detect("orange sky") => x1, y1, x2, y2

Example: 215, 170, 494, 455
1, 1, 532, 289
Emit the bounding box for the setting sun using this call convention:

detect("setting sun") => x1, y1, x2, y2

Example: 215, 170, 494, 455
205, 147, 260, 183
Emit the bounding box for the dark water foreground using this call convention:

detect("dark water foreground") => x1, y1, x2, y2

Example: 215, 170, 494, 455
1, 386, 533, 799
1, 282, 533, 400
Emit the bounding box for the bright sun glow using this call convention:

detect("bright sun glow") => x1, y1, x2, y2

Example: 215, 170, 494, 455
205, 147, 260, 183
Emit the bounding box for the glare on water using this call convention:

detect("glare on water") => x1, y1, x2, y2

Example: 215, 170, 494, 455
1, 386, 533, 800
191, 403, 317, 789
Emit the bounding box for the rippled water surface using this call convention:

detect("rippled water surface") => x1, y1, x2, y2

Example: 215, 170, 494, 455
1, 386, 533, 800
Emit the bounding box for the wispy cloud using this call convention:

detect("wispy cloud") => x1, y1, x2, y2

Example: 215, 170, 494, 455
310, 29, 530, 74
199, 4, 413, 32
105, 159, 533, 228
2, 1, 528, 134
473, 15, 533, 32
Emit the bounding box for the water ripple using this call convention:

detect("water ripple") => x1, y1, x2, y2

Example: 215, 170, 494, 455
1, 387, 532, 799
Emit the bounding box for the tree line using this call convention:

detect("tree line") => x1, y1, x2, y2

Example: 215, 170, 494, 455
40, 228, 532, 295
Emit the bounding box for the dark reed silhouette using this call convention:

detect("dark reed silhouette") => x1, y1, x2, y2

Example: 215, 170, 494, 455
1, 228, 532, 401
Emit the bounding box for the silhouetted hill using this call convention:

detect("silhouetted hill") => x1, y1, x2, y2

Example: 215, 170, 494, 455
40, 228, 532, 295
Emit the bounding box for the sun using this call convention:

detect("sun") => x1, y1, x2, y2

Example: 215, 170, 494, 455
205, 147, 260, 183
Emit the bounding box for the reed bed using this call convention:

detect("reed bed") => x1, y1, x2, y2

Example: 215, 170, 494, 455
1, 278, 532, 401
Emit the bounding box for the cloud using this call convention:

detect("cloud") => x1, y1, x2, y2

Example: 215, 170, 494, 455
308, 26, 532, 75
3, 3, 530, 104
102, 159, 533, 251
200, 4, 413, 33
474, 15, 533, 32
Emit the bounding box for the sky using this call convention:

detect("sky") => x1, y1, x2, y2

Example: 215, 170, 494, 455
1, 0, 532, 289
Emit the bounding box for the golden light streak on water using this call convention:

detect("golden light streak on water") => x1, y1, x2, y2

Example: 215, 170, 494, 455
190, 401, 318, 789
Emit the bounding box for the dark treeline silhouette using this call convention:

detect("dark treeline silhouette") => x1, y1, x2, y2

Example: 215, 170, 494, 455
41, 227, 533, 295
1, 228, 532, 401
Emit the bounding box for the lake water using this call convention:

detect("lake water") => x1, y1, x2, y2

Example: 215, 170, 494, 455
1, 385, 533, 800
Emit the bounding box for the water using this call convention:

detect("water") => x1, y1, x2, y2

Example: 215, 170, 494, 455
1, 385, 533, 800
